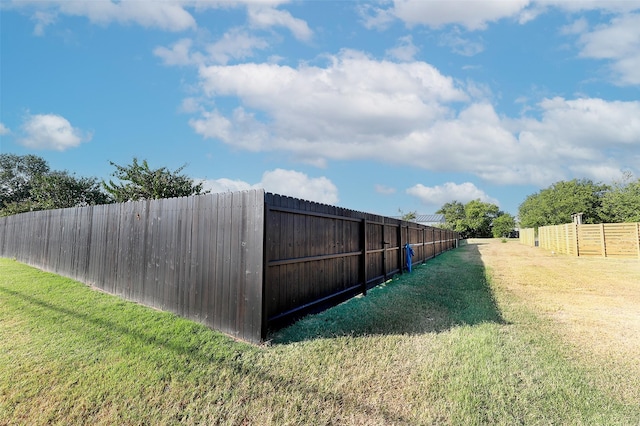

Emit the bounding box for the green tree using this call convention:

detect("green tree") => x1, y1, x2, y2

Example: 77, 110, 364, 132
103, 158, 206, 202
518, 179, 608, 228
0, 154, 50, 211
436, 201, 466, 232
464, 199, 500, 238
398, 208, 417, 221
31, 171, 111, 210
492, 213, 516, 238
437, 199, 502, 238
600, 174, 640, 223
1, 154, 111, 216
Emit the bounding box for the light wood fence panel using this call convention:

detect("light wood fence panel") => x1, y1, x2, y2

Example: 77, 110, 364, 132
536, 222, 640, 259
519, 228, 536, 247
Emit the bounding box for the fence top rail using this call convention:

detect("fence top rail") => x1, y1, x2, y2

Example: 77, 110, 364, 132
265, 192, 457, 236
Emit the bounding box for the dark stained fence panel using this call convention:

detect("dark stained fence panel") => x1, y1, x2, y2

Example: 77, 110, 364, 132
0, 190, 265, 343
263, 193, 459, 331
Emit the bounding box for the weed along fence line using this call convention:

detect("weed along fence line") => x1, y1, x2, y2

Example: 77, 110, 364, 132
520, 222, 640, 259
0, 189, 459, 343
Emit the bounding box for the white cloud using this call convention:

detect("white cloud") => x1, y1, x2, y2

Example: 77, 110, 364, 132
187, 48, 640, 186
200, 168, 338, 204
576, 13, 640, 85
541, 1, 640, 14
11, 0, 307, 35
0, 123, 10, 135
375, 184, 397, 195
439, 30, 484, 56
380, 0, 531, 30
31, 10, 57, 36
560, 17, 589, 35
154, 38, 200, 66
154, 29, 269, 67
260, 169, 338, 203
200, 177, 252, 194
406, 182, 499, 207
205, 28, 270, 64
27, 0, 198, 32
193, 49, 467, 153
19, 113, 91, 151
247, 5, 312, 41
386, 35, 419, 61
362, 1, 640, 32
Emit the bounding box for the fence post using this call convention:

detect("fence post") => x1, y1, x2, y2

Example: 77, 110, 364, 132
397, 222, 404, 273
575, 222, 580, 257
382, 221, 388, 281
636, 223, 640, 260
600, 223, 607, 258
361, 218, 367, 295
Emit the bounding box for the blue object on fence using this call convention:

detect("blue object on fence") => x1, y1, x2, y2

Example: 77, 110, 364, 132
405, 243, 414, 272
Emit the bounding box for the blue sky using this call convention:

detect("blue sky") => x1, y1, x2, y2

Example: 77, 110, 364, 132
2, 1, 640, 218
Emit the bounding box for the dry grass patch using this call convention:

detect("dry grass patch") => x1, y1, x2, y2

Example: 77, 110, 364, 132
475, 238, 640, 403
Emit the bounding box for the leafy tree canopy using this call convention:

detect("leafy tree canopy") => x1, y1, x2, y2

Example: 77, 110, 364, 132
518, 179, 609, 228
492, 213, 516, 238
437, 199, 509, 238
0, 154, 50, 208
436, 201, 465, 232
31, 171, 111, 211
103, 158, 206, 202
1, 154, 110, 216
600, 173, 640, 223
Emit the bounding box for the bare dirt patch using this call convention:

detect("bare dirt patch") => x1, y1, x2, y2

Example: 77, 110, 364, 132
473, 238, 640, 402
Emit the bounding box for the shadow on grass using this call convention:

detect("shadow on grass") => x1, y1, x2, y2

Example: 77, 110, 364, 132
0, 263, 418, 425
270, 242, 507, 344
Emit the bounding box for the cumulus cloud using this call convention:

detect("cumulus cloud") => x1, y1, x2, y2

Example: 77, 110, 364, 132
199, 169, 338, 204
19, 113, 91, 151
406, 182, 499, 207
186, 45, 640, 186
19, 0, 197, 32
575, 13, 640, 85
0, 123, 10, 135
365, 0, 531, 30
191, 50, 467, 157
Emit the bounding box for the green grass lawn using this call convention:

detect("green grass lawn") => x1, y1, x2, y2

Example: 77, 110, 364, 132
1, 243, 639, 425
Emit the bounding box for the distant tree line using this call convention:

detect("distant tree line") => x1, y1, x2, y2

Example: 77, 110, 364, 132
0, 154, 206, 217
518, 176, 640, 229
436, 200, 516, 239
434, 175, 640, 238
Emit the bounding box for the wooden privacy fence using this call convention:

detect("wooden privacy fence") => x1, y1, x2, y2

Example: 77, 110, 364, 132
0, 190, 459, 343
520, 222, 640, 259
